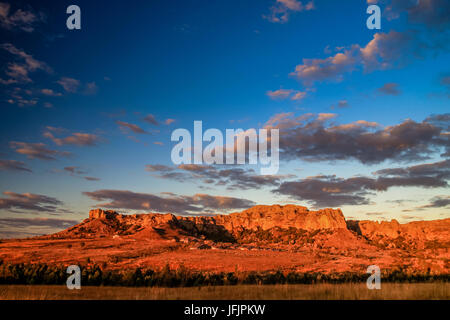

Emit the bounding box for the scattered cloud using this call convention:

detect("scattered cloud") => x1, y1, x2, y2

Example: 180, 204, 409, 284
10, 141, 71, 160
0, 2, 46, 32
116, 121, 148, 134
57, 77, 80, 93
43, 129, 101, 146
274, 159, 450, 207
331, 100, 349, 109
143, 114, 159, 126
0, 217, 79, 239
440, 74, 450, 87
64, 166, 87, 175
439, 73, 450, 97
384, 0, 450, 31
0, 159, 32, 172
56, 78, 97, 95
146, 164, 290, 190
317, 113, 337, 121
366, 212, 385, 216
264, 0, 315, 23
82, 189, 256, 215
378, 82, 401, 95
399, 214, 424, 221
7, 95, 38, 107
420, 195, 450, 208
288, 0, 450, 87
84, 176, 100, 181
290, 31, 422, 86
264, 112, 449, 164
0, 191, 64, 213
83, 81, 98, 95
165, 118, 176, 125
0, 43, 52, 84
62, 166, 100, 182
267, 89, 307, 101
5, 87, 38, 106
41, 88, 63, 97
45, 126, 66, 134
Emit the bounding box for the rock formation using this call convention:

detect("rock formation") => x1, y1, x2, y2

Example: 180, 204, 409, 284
47, 205, 449, 252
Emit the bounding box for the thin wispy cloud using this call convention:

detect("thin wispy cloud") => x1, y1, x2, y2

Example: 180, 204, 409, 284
41, 88, 62, 97
10, 141, 71, 160
0, 191, 64, 213
420, 195, 450, 209
267, 89, 307, 101
116, 121, 148, 134
330, 100, 349, 110
378, 82, 401, 95
146, 164, 290, 190
0, 217, 79, 239
264, 0, 315, 23
83, 189, 256, 215
143, 114, 159, 125
83, 81, 98, 95
63, 166, 100, 182
44, 132, 100, 147
84, 176, 100, 181
64, 166, 87, 175
0, 43, 52, 84
57, 77, 80, 93
0, 159, 32, 172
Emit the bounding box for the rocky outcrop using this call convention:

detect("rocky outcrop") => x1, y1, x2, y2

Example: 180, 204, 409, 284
182, 205, 347, 233
46, 206, 449, 253
358, 218, 450, 243
229, 205, 347, 231
89, 209, 118, 220
83, 205, 348, 241
359, 220, 402, 239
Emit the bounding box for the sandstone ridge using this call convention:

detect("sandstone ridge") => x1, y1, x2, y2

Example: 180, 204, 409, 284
48, 205, 449, 250
88, 205, 347, 232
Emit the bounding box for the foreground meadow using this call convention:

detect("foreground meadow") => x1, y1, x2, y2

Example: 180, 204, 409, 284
0, 283, 448, 300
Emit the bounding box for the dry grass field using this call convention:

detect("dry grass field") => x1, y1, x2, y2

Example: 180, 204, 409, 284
0, 283, 448, 300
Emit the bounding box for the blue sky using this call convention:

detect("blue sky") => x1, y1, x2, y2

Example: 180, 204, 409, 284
0, 0, 449, 238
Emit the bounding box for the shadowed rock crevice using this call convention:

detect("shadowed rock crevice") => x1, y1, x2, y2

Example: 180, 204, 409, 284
346, 220, 362, 236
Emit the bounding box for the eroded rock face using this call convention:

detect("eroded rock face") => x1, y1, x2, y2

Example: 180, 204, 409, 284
359, 220, 402, 239
89, 209, 118, 220
358, 218, 450, 242
212, 205, 347, 233
85, 205, 347, 240
81, 206, 450, 247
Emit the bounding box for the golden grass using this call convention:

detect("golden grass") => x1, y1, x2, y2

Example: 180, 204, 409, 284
0, 283, 448, 300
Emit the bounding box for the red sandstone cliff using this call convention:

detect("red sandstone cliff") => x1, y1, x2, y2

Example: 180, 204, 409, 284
358, 218, 450, 243
49, 205, 449, 251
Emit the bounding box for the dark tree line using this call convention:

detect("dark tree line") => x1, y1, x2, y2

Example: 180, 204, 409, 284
0, 261, 448, 287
